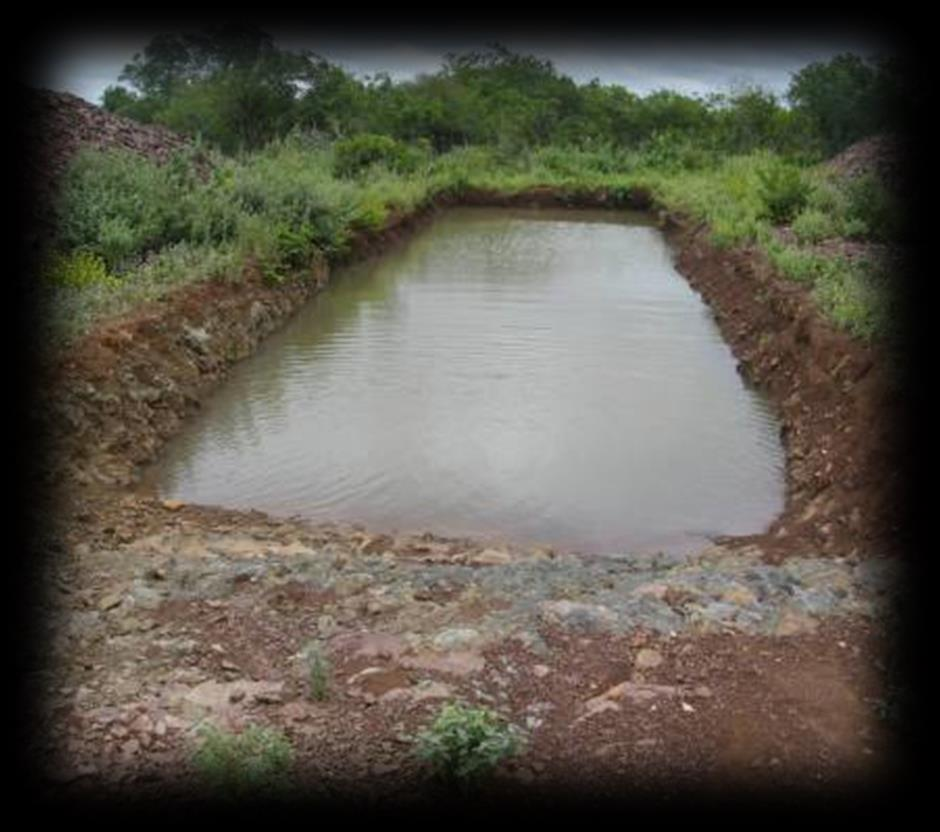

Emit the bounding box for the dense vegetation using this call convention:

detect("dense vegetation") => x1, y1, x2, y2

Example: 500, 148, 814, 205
43, 25, 907, 343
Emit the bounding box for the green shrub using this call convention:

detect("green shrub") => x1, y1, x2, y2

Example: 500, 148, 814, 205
765, 241, 839, 284
843, 173, 903, 243
414, 702, 524, 788
43, 250, 117, 288
791, 207, 837, 243
55, 148, 195, 268
192, 723, 294, 796
756, 161, 811, 224
813, 258, 889, 339
333, 133, 426, 178
303, 642, 331, 701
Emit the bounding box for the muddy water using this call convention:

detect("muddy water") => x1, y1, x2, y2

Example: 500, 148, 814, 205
144, 208, 785, 555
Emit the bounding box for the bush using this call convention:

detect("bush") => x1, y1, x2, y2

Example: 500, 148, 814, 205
55, 148, 196, 268
756, 161, 811, 224
813, 258, 889, 340
843, 173, 904, 243
333, 133, 427, 178
791, 207, 838, 243
192, 723, 294, 796
414, 702, 524, 789
42, 250, 117, 288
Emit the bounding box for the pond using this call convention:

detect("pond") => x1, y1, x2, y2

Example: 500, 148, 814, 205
142, 207, 785, 555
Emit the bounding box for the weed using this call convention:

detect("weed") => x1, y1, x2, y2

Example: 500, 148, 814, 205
791, 207, 837, 243
414, 702, 525, 789
756, 161, 811, 224
192, 722, 294, 796
303, 641, 331, 701
43, 250, 117, 288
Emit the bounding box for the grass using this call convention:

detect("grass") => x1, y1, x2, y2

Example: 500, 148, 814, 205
42, 140, 898, 344
192, 722, 294, 797
303, 641, 331, 701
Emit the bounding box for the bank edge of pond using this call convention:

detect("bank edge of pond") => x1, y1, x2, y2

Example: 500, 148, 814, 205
44, 187, 900, 564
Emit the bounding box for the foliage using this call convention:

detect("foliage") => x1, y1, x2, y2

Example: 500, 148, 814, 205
104, 27, 908, 161
192, 722, 294, 795
787, 53, 904, 154
303, 642, 330, 701
791, 208, 838, 243
54, 35, 909, 346
42, 250, 117, 288
812, 258, 890, 340
414, 702, 524, 788
333, 133, 428, 178
842, 173, 904, 243
756, 161, 811, 224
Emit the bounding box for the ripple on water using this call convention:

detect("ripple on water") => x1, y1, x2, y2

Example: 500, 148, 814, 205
143, 208, 785, 555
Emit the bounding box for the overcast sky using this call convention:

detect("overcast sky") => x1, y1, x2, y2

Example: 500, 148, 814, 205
32, 27, 887, 105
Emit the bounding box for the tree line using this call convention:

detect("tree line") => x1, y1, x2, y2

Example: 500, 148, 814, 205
101, 26, 908, 159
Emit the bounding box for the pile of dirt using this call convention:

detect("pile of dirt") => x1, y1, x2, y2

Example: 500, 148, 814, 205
26, 89, 193, 176
824, 134, 902, 183
23, 88, 208, 245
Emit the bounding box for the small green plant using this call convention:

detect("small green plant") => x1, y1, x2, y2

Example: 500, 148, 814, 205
304, 641, 331, 701
192, 722, 294, 796
43, 250, 118, 288
791, 207, 837, 243
414, 702, 524, 789
756, 161, 810, 224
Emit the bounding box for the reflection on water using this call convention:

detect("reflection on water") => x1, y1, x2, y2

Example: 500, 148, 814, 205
142, 208, 785, 555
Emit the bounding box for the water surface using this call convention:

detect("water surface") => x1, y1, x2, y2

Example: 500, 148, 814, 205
143, 208, 785, 554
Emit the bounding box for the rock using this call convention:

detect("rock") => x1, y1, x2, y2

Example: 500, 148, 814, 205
531, 664, 551, 679
379, 680, 454, 705
277, 541, 317, 557
334, 573, 375, 597
252, 690, 283, 705
432, 627, 482, 651
634, 648, 664, 670
470, 548, 512, 566
97, 592, 123, 612
334, 631, 409, 661
721, 583, 759, 606
575, 698, 621, 724
279, 701, 313, 722
181, 324, 211, 353
161, 499, 185, 512
356, 534, 394, 555
316, 615, 338, 638
179, 679, 284, 722
130, 714, 153, 735
773, 607, 818, 636
401, 650, 485, 677
584, 680, 680, 712
632, 582, 670, 600
539, 600, 617, 631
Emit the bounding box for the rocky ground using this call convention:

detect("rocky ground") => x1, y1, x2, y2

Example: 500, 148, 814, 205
27, 491, 907, 804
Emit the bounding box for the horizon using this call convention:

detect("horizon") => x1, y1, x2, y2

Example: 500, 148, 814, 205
32, 28, 886, 106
